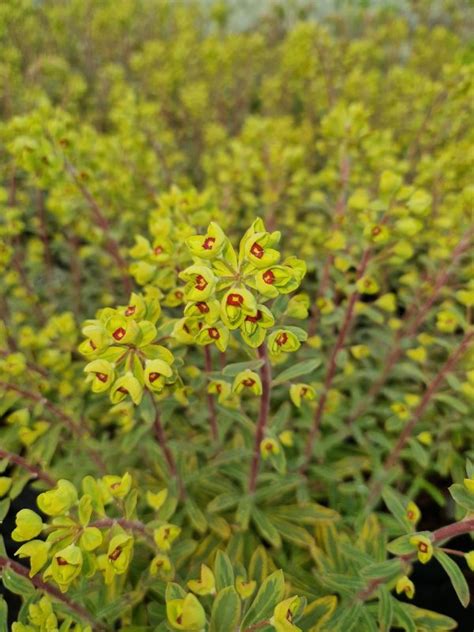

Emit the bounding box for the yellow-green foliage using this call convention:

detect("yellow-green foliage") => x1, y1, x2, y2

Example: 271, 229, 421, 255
0, 1, 473, 630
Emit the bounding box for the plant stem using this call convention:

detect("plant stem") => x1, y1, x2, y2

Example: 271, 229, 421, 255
346, 227, 473, 426
90, 518, 154, 547
204, 346, 218, 441
62, 157, 132, 296
0, 381, 106, 472
149, 394, 185, 499
368, 330, 473, 503
0, 448, 56, 487
356, 518, 474, 602
248, 343, 271, 494
0, 555, 109, 631
301, 248, 370, 474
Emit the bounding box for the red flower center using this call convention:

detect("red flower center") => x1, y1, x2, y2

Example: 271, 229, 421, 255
113, 327, 126, 341
301, 387, 307, 395
95, 372, 108, 383
195, 275, 208, 291
276, 332, 288, 346
265, 442, 273, 451
89, 340, 97, 350
250, 242, 264, 258
202, 236, 216, 250
175, 290, 184, 299
216, 384, 222, 394
371, 226, 382, 236
208, 327, 220, 340
149, 372, 161, 383
117, 386, 129, 395
154, 245, 163, 255
407, 510, 414, 520
243, 378, 255, 387
56, 557, 68, 566
246, 310, 262, 323
418, 542, 428, 553
196, 301, 209, 313
263, 270, 275, 284
227, 293, 244, 306
125, 305, 136, 316
109, 546, 122, 561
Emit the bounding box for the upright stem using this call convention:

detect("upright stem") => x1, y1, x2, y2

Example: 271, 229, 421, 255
301, 249, 370, 474
346, 227, 473, 426
248, 343, 271, 494
0, 556, 108, 631
204, 346, 218, 441
149, 394, 185, 499
368, 330, 473, 503
0, 448, 56, 487
0, 381, 106, 472
62, 157, 132, 296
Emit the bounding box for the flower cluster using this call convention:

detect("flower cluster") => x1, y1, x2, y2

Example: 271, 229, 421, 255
174, 218, 307, 352
79, 290, 178, 406
11, 473, 181, 595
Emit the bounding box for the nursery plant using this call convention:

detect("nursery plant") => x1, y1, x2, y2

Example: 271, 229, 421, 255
0, 0, 473, 630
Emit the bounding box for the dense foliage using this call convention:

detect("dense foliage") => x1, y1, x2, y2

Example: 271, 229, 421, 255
0, 1, 473, 630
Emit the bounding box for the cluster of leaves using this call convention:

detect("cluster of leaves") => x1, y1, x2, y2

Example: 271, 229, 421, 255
0, 0, 473, 630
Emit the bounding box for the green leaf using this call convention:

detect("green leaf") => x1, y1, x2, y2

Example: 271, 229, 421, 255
210, 586, 241, 632
235, 496, 253, 530
249, 546, 268, 585
392, 601, 416, 632
214, 550, 234, 591
0, 499, 10, 523
165, 582, 186, 601
1, 567, 35, 597
404, 603, 457, 630
381, 487, 411, 531
449, 483, 474, 512
0, 596, 7, 632
271, 515, 314, 548
297, 595, 337, 629
271, 358, 321, 386
434, 550, 469, 607
184, 497, 208, 534
378, 585, 393, 632
251, 507, 282, 548
207, 492, 240, 514
222, 359, 264, 377
361, 559, 402, 582
240, 570, 285, 628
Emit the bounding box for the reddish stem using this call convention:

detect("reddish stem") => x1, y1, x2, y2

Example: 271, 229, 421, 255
90, 518, 154, 547
204, 346, 218, 441
301, 249, 371, 474
63, 158, 132, 296
248, 343, 271, 494
368, 331, 473, 503
347, 227, 473, 425
149, 394, 185, 499
0, 381, 106, 472
0, 555, 108, 631
0, 448, 56, 487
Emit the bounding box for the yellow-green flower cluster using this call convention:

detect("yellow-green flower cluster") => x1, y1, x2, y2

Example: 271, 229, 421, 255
10, 473, 150, 593
175, 218, 306, 351
129, 186, 224, 305
80, 290, 178, 405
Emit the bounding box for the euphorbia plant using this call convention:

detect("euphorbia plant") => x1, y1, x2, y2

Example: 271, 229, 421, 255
0, 1, 473, 630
